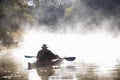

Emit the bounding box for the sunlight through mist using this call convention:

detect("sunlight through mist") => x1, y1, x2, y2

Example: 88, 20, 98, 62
19, 29, 120, 68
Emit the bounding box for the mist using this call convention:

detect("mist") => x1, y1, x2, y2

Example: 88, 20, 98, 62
0, 0, 120, 49
0, 0, 120, 80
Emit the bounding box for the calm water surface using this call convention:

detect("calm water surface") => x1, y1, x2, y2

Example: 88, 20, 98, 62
1, 61, 120, 80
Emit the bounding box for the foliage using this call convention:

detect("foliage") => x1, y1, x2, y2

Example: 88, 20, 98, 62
0, 53, 28, 80
0, 0, 35, 50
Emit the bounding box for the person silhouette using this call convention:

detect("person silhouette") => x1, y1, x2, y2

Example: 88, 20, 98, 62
37, 44, 59, 62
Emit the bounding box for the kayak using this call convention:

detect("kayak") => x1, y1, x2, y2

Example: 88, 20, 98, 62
28, 58, 63, 70
25, 55, 76, 70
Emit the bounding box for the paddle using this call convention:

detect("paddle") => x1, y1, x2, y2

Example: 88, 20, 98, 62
24, 55, 36, 58
64, 57, 76, 61
24, 55, 76, 61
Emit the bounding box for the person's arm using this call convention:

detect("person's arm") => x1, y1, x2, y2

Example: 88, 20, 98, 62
37, 51, 40, 58
49, 50, 59, 58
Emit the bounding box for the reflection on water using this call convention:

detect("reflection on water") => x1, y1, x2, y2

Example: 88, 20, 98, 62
36, 62, 77, 80
0, 53, 28, 80
36, 66, 55, 80
30, 61, 120, 80
112, 63, 120, 80
1, 59, 120, 80
0, 71, 28, 80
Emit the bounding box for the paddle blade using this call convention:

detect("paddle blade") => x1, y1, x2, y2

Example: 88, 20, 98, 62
24, 55, 36, 58
64, 57, 76, 61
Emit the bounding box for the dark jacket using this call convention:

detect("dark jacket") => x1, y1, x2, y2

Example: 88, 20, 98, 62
37, 49, 58, 62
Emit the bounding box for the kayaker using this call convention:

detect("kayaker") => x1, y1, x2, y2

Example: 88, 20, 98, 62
37, 44, 59, 62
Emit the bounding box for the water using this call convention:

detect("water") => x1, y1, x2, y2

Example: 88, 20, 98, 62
1, 60, 120, 80
0, 71, 27, 80
28, 61, 79, 80
27, 61, 120, 80
0, 55, 120, 80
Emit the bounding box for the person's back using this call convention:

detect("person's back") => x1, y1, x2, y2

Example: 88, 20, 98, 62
37, 44, 58, 62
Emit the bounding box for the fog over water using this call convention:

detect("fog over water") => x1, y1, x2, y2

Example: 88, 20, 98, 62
1, 0, 120, 80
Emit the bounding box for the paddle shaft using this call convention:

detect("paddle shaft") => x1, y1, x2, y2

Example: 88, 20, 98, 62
24, 55, 75, 61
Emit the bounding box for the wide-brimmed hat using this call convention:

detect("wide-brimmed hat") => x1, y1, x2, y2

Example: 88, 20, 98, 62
41, 44, 48, 48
